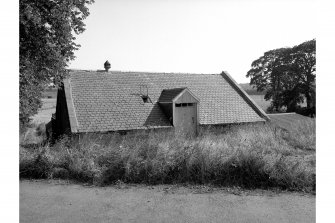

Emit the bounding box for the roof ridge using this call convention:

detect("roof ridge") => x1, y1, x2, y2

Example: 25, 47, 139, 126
268, 112, 297, 115
69, 69, 218, 75
162, 87, 187, 91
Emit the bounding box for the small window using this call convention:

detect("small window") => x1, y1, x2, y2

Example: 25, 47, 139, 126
187, 103, 194, 106
175, 103, 181, 107
181, 103, 187, 107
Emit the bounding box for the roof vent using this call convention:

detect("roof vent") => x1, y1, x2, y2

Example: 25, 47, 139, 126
140, 85, 152, 103
141, 95, 152, 103
104, 60, 111, 72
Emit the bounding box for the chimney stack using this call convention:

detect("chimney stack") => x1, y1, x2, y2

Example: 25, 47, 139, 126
104, 60, 111, 72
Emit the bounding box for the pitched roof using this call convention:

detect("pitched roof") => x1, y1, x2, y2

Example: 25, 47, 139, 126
158, 88, 186, 103
63, 70, 269, 133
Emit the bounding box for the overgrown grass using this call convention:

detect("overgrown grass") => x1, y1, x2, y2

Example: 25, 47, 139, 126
19, 121, 315, 192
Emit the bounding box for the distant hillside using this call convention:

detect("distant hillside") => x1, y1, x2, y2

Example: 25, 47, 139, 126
42, 88, 58, 99
239, 83, 265, 95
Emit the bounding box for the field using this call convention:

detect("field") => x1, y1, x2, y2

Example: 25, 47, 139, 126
31, 89, 57, 124
239, 83, 265, 95
249, 95, 271, 111
42, 88, 58, 98
31, 98, 56, 124
269, 113, 314, 132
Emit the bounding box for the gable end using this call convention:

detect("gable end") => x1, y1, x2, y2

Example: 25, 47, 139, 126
63, 78, 79, 133
220, 71, 270, 121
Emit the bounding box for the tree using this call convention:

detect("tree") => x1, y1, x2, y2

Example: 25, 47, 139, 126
246, 39, 316, 113
289, 40, 316, 109
20, 0, 94, 126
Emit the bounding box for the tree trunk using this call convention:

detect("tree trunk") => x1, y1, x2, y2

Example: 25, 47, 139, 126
305, 71, 313, 110
305, 92, 312, 110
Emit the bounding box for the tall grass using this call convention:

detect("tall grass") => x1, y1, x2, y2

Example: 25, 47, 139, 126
19, 121, 315, 192
283, 119, 316, 150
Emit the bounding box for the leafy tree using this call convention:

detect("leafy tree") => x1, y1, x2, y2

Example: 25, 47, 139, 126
20, 0, 94, 126
289, 40, 316, 109
246, 39, 316, 113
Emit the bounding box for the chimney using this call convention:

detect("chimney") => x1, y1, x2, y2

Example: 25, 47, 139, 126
104, 60, 111, 72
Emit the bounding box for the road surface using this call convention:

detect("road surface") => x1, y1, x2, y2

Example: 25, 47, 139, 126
20, 180, 315, 223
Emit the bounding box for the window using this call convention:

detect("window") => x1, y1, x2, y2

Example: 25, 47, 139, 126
175, 103, 195, 107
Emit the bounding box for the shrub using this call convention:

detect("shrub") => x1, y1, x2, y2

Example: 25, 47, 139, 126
19, 147, 51, 179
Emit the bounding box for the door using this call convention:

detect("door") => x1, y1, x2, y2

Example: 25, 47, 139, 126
174, 103, 197, 136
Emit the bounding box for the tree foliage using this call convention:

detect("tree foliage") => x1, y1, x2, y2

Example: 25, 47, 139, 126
246, 39, 316, 113
20, 0, 94, 125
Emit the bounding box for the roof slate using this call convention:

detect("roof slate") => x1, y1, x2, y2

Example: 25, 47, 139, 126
65, 71, 267, 133
158, 88, 186, 103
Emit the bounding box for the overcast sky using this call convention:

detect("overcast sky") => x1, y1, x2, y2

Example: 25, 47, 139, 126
69, 0, 316, 83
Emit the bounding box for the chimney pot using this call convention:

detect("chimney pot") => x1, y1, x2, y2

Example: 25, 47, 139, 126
104, 60, 111, 72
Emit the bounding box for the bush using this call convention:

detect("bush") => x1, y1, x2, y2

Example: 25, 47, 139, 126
19, 123, 315, 192
20, 147, 51, 179
295, 106, 316, 118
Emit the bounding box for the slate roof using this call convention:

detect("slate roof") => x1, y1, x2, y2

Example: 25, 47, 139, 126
158, 88, 186, 103
63, 70, 269, 133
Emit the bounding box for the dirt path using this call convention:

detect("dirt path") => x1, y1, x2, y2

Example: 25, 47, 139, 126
20, 180, 315, 223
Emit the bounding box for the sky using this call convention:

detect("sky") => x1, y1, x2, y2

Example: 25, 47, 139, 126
69, 0, 316, 83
